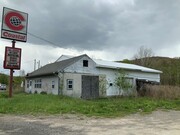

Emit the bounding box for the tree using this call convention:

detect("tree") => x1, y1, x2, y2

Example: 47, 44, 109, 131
133, 46, 154, 67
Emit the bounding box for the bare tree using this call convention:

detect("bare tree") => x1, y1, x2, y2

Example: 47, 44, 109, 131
133, 46, 154, 67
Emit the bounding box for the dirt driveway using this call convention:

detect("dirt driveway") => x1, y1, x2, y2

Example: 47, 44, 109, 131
0, 110, 179, 135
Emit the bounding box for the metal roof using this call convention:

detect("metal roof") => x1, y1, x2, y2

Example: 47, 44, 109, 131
56, 55, 162, 73
94, 59, 162, 73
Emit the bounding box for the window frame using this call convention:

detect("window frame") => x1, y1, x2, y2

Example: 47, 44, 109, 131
27, 80, 29, 88
52, 81, 55, 89
67, 79, 73, 90
34, 79, 42, 88
27, 80, 32, 88
83, 60, 88, 67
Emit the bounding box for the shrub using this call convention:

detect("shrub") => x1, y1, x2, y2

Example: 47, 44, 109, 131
144, 85, 180, 99
114, 70, 132, 92
40, 91, 47, 95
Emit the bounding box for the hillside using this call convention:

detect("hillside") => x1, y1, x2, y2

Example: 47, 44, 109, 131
0, 73, 24, 90
121, 57, 180, 86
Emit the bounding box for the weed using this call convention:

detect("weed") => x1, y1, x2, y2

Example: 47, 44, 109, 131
145, 85, 180, 99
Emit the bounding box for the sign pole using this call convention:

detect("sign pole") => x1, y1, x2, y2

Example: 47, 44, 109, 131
1, 7, 28, 98
9, 40, 16, 98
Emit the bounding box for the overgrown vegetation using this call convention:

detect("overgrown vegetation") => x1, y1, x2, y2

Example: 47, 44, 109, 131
0, 92, 179, 117
114, 70, 132, 92
144, 85, 180, 100
0, 73, 8, 85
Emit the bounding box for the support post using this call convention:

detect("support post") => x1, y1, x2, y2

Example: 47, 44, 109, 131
9, 40, 16, 98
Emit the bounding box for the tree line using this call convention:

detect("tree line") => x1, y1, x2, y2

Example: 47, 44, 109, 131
122, 46, 180, 86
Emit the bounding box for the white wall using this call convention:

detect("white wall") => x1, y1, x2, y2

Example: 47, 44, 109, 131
64, 56, 161, 97
96, 68, 161, 96
62, 73, 82, 98
25, 76, 59, 95
127, 70, 160, 82
64, 55, 98, 74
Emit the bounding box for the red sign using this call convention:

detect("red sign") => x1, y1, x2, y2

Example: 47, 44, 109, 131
4, 47, 22, 69
1, 7, 28, 42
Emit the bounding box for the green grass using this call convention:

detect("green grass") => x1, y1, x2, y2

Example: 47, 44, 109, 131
0, 92, 179, 117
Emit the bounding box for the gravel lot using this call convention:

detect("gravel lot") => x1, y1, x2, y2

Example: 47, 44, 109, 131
0, 110, 179, 135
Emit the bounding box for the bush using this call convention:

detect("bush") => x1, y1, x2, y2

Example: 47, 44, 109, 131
40, 91, 47, 95
144, 85, 180, 99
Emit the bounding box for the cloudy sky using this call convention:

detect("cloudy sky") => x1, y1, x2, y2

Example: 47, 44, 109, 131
0, 0, 180, 75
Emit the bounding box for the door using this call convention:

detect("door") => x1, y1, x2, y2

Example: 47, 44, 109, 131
81, 75, 99, 99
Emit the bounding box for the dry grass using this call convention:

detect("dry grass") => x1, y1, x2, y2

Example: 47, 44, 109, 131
145, 85, 180, 99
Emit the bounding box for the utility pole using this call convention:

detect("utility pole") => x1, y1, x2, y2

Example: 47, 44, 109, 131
38, 60, 40, 69
34, 59, 36, 71
37, 60, 40, 69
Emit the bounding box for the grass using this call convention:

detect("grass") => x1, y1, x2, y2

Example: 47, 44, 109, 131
0, 92, 179, 117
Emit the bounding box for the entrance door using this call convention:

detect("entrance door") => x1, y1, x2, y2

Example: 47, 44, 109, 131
81, 75, 99, 99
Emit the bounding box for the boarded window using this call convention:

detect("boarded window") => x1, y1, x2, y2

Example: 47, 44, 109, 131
67, 79, 73, 90
83, 60, 88, 67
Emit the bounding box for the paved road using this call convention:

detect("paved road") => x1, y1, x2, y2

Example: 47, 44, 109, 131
0, 110, 180, 135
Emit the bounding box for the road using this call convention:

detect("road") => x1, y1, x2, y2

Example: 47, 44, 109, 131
0, 110, 179, 135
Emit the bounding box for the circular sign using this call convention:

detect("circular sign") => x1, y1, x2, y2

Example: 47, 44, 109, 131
5, 11, 25, 31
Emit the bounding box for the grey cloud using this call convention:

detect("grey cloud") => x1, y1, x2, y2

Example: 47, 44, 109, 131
1, 0, 180, 54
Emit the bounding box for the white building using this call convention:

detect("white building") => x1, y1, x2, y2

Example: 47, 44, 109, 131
25, 54, 162, 99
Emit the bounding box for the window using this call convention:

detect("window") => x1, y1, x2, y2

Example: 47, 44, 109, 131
52, 81, 55, 89
34, 79, 42, 88
30, 80, 32, 86
27, 80, 29, 88
83, 60, 88, 67
27, 80, 32, 88
67, 79, 73, 90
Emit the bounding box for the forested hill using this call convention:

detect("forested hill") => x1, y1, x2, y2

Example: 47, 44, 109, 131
120, 56, 180, 86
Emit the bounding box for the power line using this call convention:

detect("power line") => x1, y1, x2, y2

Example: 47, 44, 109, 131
27, 32, 61, 47
2, 21, 59, 47
3, 21, 60, 47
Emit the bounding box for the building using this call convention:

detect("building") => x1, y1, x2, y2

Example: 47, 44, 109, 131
25, 54, 162, 99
